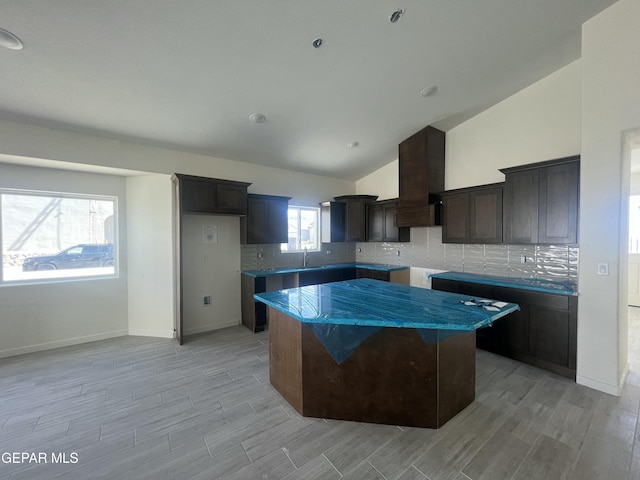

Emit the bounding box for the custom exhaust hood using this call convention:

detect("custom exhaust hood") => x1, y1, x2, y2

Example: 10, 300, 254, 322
395, 125, 445, 227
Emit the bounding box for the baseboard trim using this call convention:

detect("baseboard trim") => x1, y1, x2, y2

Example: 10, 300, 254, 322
576, 373, 624, 396
183, 319, 240, 336
0, 330, 129, 359
128, 329, 175, 339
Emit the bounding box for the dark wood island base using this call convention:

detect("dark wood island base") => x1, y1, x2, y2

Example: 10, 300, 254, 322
268, 307, 477, 429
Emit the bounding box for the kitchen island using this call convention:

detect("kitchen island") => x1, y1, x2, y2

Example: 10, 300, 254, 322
254, 278, 519, 428
242, 263, 409, 332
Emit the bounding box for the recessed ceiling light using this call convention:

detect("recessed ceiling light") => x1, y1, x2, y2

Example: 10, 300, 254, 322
389, 9, 405, 23
420, 85, 438, 97
249, 113, 266, 123
312, 38, 324, 49
347, 141, 360, 148
0, 28, 23, 50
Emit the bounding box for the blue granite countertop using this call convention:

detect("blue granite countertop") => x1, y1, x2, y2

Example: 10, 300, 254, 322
254, 278, 520, 331
243, 262, 408, 278
429, 271, 577, 296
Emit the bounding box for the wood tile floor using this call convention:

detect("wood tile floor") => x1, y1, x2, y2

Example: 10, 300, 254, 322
1, 312, 640, 480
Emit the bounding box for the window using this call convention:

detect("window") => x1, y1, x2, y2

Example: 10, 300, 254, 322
1, 189, 117, 284
281, 206, 320, 252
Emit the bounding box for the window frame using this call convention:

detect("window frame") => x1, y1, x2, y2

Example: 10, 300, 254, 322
0, 188, 119, 286
281, 205, 321, 253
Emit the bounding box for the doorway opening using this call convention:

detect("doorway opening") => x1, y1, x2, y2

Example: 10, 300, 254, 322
628, 145, 640, 371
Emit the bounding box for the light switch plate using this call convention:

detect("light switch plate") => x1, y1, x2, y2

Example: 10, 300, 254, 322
597, 263, 609, 275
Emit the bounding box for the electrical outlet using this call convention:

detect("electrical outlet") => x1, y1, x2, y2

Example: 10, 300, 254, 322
520, 255, 527, 264
203, 295, 212, 306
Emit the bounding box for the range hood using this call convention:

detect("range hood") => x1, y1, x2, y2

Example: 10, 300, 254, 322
395, 125, 445, 227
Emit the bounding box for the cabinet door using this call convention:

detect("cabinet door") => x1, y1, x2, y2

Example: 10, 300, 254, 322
370, 270, 390, 281
181, 179, 217, 213
245, 196, 271, 244
504, 169, 539, 243
383, 203, 410, 242
442, 193, 469, 243
244, 195, 288, 244
217, 183, 248, 215
367, 203, 384, 242
529, 306, 570, 367
431, 278, 459, 293
492, 305, 530, 356
299, 268, 349, 286
469, 187, 503, 244
538, 162, 579, 244
491, 286, 530, 357
267, 197, 289, 244
383, 203, 397, 241
345, 198, 367, 242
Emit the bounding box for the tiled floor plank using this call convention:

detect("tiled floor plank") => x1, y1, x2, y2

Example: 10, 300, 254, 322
0, 313, 639, 480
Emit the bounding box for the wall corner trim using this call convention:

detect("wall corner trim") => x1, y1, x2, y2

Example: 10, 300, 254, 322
576, 373, 625, 396
128, 329, 175, 339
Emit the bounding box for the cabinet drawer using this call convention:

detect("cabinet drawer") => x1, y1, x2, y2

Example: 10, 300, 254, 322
493, 286, 569, 310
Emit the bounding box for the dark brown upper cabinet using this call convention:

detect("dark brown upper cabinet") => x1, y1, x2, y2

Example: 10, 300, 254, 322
501, 156, 579, 245
333, 195, 378, 242
241, 194, 290, 244
366, 199, 410, 243
396, 126, 445, 227
173, 173, 251, 215
441, 183, 503, 244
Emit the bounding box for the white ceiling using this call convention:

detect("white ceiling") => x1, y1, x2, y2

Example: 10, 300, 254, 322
0, 0, 616, 181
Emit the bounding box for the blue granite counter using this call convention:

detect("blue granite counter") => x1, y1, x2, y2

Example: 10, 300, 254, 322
254, 278, 519, 331
243, 262, 408, 278
429, 271, 576, 296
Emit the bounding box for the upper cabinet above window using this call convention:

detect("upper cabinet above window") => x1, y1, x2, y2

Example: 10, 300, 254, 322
241, 194, 290, 245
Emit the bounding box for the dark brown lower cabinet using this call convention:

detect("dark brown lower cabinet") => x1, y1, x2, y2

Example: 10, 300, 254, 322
356, 268, 390, 281
431, 278, 577, 379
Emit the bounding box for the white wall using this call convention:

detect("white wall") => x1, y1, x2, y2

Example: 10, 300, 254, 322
445, 60, 582, 189
181, 215, 242, 335
356, 160, 399, 200
126, 174, 174, 338
0, 120, 354, 206
0, 163, 128, 357
356, 60, 582, 194
0, 121, 353, 354
578, 0, 640, 395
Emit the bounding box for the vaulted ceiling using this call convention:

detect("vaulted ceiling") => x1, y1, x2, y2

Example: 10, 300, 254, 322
0, 1, 617, 180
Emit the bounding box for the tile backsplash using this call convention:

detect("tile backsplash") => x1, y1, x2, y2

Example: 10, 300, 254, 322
356, 226, 578, 283
241, 226, 578, 284
241, 242, 355, 271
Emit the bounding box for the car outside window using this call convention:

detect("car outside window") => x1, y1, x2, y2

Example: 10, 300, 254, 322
1, 189, 117, 284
